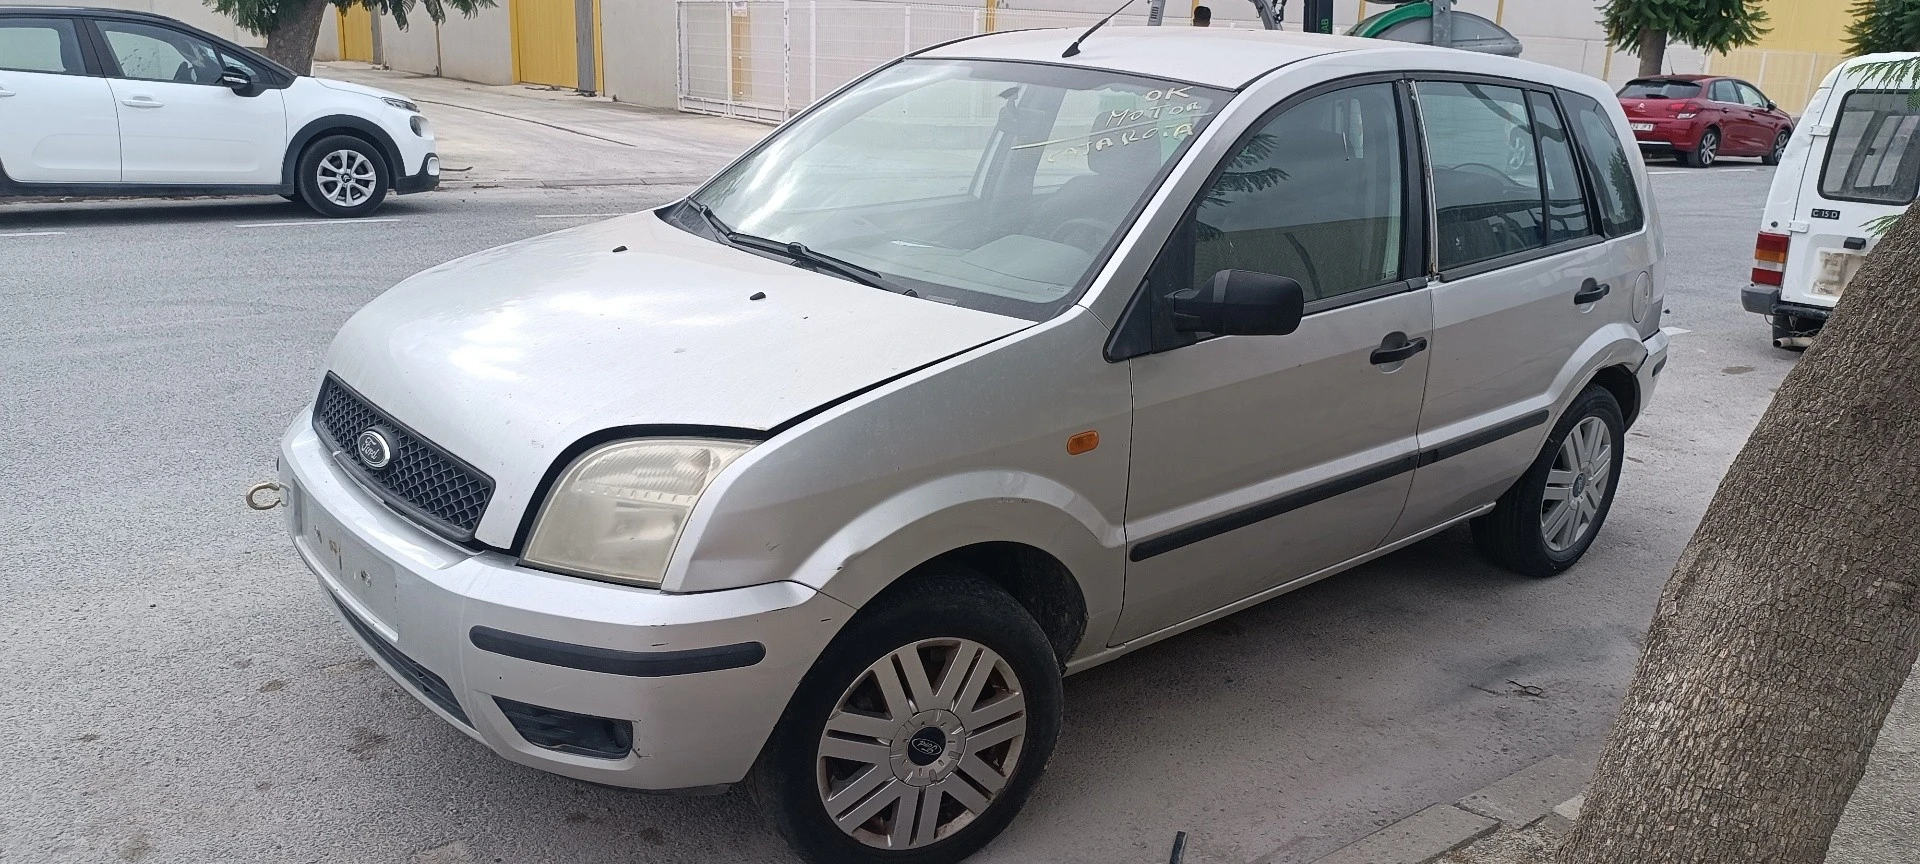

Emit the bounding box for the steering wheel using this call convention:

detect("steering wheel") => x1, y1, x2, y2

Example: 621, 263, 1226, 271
1048, 217, 1111, 251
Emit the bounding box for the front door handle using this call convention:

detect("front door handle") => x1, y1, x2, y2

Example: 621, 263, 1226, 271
121, 97, 163, 108
0, 86, 15, 97
1574, 279, 1611, 305
1370, 332, 1429, 366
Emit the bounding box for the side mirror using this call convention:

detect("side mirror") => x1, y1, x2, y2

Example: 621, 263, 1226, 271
219, 65, 256, 95
1766, 100, 1778, 111
1167, 269, 1305, 336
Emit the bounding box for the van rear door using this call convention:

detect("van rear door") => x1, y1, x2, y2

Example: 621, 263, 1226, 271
1786, 84, 1920, 309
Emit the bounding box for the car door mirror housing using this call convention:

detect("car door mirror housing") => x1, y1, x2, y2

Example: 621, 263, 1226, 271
1167, 270, 1305, 336
219, 66, 256, 95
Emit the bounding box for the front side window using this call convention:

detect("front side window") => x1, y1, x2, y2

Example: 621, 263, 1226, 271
1820, 90, 1920, 205
1418, 81, 1545, 270
96, 20, 223, 84
686, 59, 1226, 320
0, 18, 83, 75
1561, 91, 1645, 237
1736, 82, 1770, 108
1178, 82, 1407, 305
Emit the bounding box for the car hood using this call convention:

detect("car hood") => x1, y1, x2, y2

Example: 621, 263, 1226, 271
323, 210, 1030, 543
312, 76, 410, 104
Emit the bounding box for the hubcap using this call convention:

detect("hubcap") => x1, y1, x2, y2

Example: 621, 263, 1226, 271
1541, 416, 1613, 553
316, 149, 377, 207
816, 638, 1028, 850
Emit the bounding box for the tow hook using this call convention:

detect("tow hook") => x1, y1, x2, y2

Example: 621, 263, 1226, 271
245, 481, 285, 510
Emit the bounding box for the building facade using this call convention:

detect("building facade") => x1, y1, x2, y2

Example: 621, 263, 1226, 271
0, 0, 1859, 115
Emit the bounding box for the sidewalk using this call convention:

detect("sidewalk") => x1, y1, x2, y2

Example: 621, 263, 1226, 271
313, 62, 769, 189
1308, 666, 1920, 864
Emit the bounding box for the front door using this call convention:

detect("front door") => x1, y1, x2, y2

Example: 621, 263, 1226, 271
90, 18, 286, 185
1114, 80, 1432, 643
0, 16, 120, 182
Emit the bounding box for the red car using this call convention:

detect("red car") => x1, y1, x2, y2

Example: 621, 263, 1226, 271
1618, 75, 1794, 168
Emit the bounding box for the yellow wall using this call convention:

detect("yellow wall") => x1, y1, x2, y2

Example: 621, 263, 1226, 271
1750, 0, 1853, 54
510, 0, 579, 88
337, 5, 374, 63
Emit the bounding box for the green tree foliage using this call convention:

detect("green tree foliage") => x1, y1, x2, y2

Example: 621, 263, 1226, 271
1846, 0, 1920, 54
1601, 0, 1770, 76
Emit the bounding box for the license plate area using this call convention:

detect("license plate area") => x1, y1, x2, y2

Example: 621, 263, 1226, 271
1814, 248, 1866, 298
1631, 122, 1655, 132
300, 498, 401, 635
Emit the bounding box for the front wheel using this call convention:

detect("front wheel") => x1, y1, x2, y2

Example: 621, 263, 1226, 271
1763, 130, 1789, 166
1472, 386, 1625, 577
1683, 129, 1719, 168
749, 567, 1062, 864
296, 134, 390, 218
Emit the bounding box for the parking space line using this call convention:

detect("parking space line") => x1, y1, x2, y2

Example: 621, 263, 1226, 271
1663, 326, 1693, 336
235, 218, 404, 228
534, 213, 626, 219
0, 231, 65, 237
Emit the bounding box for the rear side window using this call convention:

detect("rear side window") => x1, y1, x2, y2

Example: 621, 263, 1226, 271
0, 18, 83, 75
1820, 90, 1920, 205
1417, 81, 1545, 269
1529, 91, 1591, 243
1619, 79, 1700, 100
1562, 91, 1646, 237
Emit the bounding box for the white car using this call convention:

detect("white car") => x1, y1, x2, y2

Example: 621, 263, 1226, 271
270, 26, 1665, 864
0, 6, 437, 216
1747, 52, 1920, 348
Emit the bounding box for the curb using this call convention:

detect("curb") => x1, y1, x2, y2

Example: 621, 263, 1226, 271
1300, 755, 1592, 864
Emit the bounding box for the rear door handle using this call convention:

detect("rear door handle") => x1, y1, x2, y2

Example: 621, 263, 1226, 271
1370, 332, 1429, 366
121, 97, 163, 108
1574, 279, 1610, 305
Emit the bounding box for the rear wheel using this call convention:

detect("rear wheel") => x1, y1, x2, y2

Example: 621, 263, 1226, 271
1472, 386, 1625, 577
1683, 128, 1719, 168
1763, 130, 1790, 166
749, 567, 1062, 864
296, 134, 390, 218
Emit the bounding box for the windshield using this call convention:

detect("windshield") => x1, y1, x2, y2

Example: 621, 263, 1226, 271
1619, 80, 1701, 99
681, 59, 1227, 320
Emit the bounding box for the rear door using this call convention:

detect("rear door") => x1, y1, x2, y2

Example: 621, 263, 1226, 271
1786, 85, 1920, 307
87, 17, 285, 185
0, 16, 119, 183
1389, 80, 1644, 542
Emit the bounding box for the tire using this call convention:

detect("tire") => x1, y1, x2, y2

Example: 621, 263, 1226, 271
1472, 386, 1626, 578
295, 134, 390, 218
1683, 128, 1719, 168
1763, 129, 1790, 166
748, 566, 1062, 864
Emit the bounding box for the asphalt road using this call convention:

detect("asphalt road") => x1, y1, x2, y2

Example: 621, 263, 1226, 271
0, 163, 1804, 864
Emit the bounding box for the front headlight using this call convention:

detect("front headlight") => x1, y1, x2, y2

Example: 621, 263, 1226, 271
520, 438, 753, 587
382, 96, 420, 113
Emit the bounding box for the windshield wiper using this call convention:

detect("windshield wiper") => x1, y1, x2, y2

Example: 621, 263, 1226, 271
681, 197, 733, 239
726, 232, 917, 297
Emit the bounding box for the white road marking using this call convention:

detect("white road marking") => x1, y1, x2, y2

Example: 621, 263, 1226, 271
0, 231, 64, 237
235, 218, 403, 228
1648, 170, 1686, 175
534, 213, 625, 219
1662, 326, 1693, 336
1649, 168, 1761, 175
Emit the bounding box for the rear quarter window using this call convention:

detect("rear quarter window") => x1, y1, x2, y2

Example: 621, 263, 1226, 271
1820, 90, 1920, 205
0, 18, 83, 74
1561, 91, 1646, 237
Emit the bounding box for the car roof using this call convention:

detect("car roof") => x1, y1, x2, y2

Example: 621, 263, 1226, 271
0, 5, 179, 21
918, 26, 1445, 89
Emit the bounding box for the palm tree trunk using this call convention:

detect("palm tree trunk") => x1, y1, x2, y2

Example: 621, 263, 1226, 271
263, 0, 332, 76
1556, 213, 1920, 861
1636, 28, 1667, 78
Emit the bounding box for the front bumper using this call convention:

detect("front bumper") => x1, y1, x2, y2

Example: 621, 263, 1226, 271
278, 411, 853, 789
395, 153, 440, 194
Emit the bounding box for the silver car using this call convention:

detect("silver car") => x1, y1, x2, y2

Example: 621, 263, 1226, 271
272, 26, 1666, 864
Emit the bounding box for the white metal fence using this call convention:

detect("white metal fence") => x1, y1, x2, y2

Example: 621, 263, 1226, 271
676, 0, 1843, 122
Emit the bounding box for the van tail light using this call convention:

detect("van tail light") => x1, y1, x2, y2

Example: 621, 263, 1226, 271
1752, 232, 1790, 286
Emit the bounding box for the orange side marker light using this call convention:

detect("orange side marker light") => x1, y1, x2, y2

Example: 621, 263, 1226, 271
1066, 430, 1100, 455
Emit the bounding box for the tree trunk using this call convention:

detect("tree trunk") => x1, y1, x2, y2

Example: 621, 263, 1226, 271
262, 0, 332, 76
1636, 28, 1667, 78
1556, 215, 1920, 861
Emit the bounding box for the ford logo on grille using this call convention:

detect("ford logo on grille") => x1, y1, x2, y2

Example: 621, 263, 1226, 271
356, 427, 394, 470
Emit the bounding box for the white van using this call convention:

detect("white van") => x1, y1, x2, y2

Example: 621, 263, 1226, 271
268, 27, 1665, 864
1747, 53, 1920, 348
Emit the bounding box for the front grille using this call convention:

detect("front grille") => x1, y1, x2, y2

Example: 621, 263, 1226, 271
313, 374, 493, 541
331, 594, 471, 727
